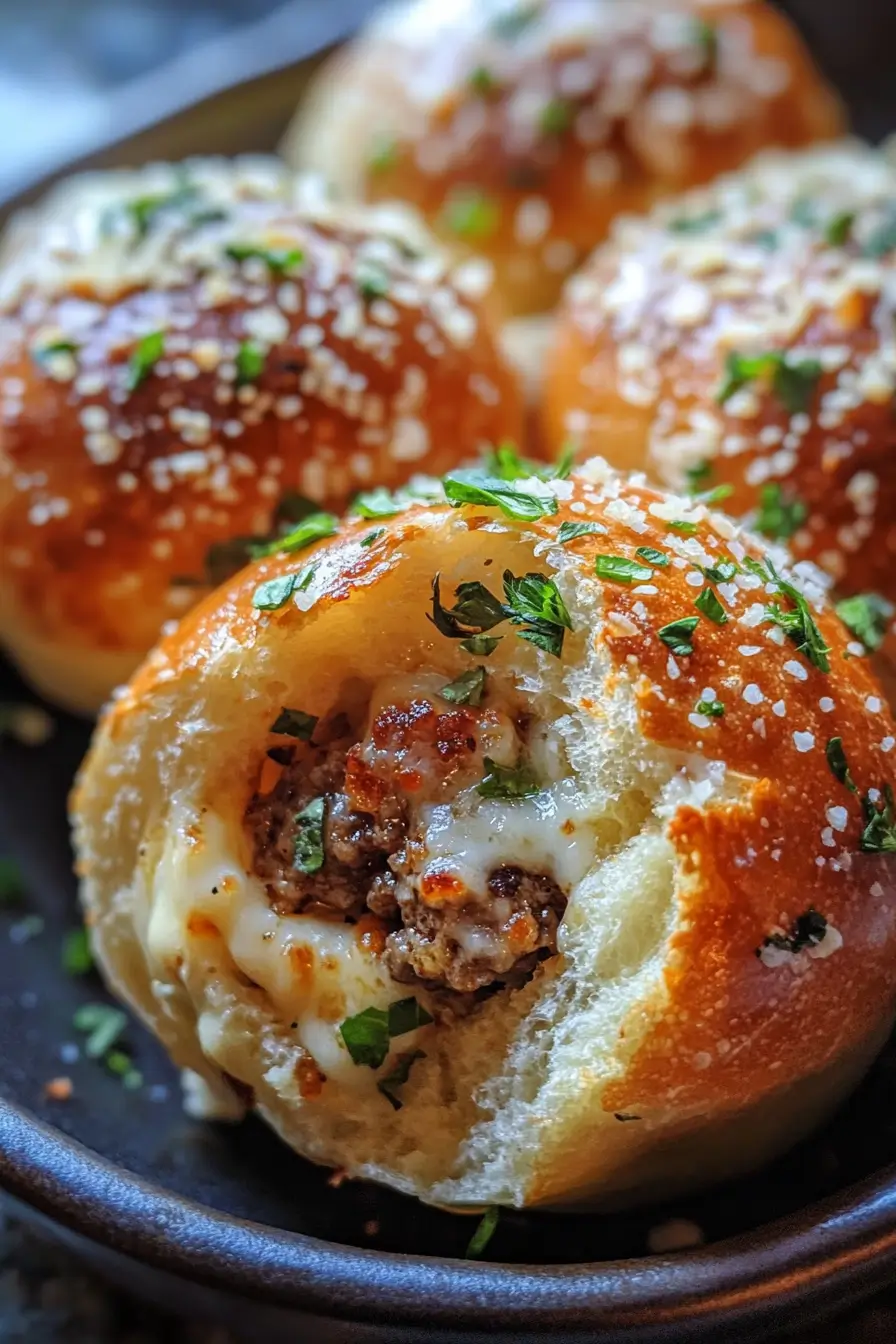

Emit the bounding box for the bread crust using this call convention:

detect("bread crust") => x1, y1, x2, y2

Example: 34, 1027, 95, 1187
0, 158, 522, 712
73, 466, 896, 1208
285, 0, 843, 317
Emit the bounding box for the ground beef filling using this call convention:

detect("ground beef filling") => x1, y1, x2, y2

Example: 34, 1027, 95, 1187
245, 741, 567, 999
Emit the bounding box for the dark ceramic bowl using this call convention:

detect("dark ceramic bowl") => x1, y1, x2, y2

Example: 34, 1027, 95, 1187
3, 2, 896, 1339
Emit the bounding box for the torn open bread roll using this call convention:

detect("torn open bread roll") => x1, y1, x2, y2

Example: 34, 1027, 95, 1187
0, 157, 522, 715
72, 460, 896, 1209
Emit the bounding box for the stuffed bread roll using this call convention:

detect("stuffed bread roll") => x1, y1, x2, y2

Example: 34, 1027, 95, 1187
72, 459, 896, 1210
0, 157, 522, 715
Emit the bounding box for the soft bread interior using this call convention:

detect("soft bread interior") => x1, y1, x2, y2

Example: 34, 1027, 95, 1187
74, 510, 873, 1207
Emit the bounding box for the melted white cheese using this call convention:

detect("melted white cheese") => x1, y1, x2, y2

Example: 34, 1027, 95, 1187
146, 802, 430, 1090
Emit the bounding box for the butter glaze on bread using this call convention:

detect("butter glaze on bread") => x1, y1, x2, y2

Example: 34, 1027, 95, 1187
284, 0, 843, 317
72, 461, 896, 1209
0, 157, 523, 713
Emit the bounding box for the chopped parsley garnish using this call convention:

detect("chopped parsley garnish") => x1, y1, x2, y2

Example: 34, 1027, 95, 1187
502, 570, 572, 658
717, 350, 821, 415
684, 460, 712, 493
539, 99, 573, 136
105, 1049, 143, 1090
698, 558, 739, 583
694, 586, 728, 625
252, 512, 338, 557
461, 634, 502, 656
73, 1003, 128, 1059
270, 708, 317, 739
860, 784, 896, 853
594, 555, 653, 584
368, 134, 398, 173
296, 564, 317, 592
746, 557, 831, 672
123, 183, 198, 236
692, 16, 717, 68
698, 484, 733, 507
758, 908, 827, 958
466, 1206, 500, 1259
443, 188, 501, 241
825, 210, 855, 247
826, 736, 857, 794
484, 440, 573, 482
225, 243, 304, 274
667, 519, 698, 536
235, 339, 265, 386
62, 927, 93, 975
125, 330, 164, 391
835, 592, 892, 651
477, 757, 540, 800
489, 2, 539, 39
754, 482, 807, 540
442, 469, 558, 521
378, 1050, 426, 1110
558, 520, 606, 545
32, 339, 79, 368
441, 667, 487, 706
864, 211, 896, 259
429, 575, 507, 639
252, 573, 299, 611
293, 797, 326, 874
658, 617, 699, 656
340, 997, 433, 1069
696, 697, 725, 718
361, 528, 385, 548
355, 260, 390, 301
352, 486, 404, 518
668, 211, 721, 236
0, 858, 24, 906
635, 546, 670, 568
469, 65, 498, 96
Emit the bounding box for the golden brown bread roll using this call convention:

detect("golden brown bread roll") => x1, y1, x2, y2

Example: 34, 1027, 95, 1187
72, 457, 896, 1209
283, 0, 844, 317
543, 143, 896, 636
0, 157, 523, 714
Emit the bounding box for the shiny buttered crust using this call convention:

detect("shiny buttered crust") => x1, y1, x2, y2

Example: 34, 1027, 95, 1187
544, 141, 896, 624
283, 0, 843, 317
72, 461, 896, 1209
0, 157, 523, 714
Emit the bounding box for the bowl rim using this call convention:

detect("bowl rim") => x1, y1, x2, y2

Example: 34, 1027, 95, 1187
2, 1096, 896, 1337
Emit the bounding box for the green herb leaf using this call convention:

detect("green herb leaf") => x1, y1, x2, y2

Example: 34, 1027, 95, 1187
443, 469, 558, 521
293, 797, 326, 874
225, 243, 303, 274
297, 564, 317, 592
32, 339, 79, 368
361, 528, 385, 548
62, 927, 93, 975
270, 708, 317, 739
750, 558, 831, 672
860, 784, 896, 853
484, 442, 533, 480
667, 519, 698, 535
441, 667, 487, 706
251, 512, 338, 558
717, 350, 821, 414
378, 1050, 426, 1110
503, 570, 572, 659
105, 1049, 143, 1090
658, 616, 699, 656
340, 1006, 390, 1068
460, 634, 503, 656
695, 586, 728, 625
235, 339, 265, 386
429, 575, 507, 639
466, 1206, 500, 1259
692, 16, 717, 68
826, 736, 857, 794
123, 183, 198, 237
825, 210, 855, 247
469, 65, 498, 96
477, 757, 540, 800
551, 444, 575, 479
668, 212, 721, 236
754, 482, 807, 540
835, 592, 892, 651
352, 486, 404, 518
355, 260, 390, 301
684, 460, 713, 493
698, 558, 739, 583
558, 521, 606, 544
698, 484, 734, 507
388, 997, 434, 1037
539, 99, 573, 136
443, 188, 501, 241
0, 857, 24, 906
635, 546, 670, 568
73, 1003, 128, 1059
594, 555, 654, 584
696, 698, 725, 718
368, 134, 399, 173
252, 573, 298, 611
125, 330, 164, 392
